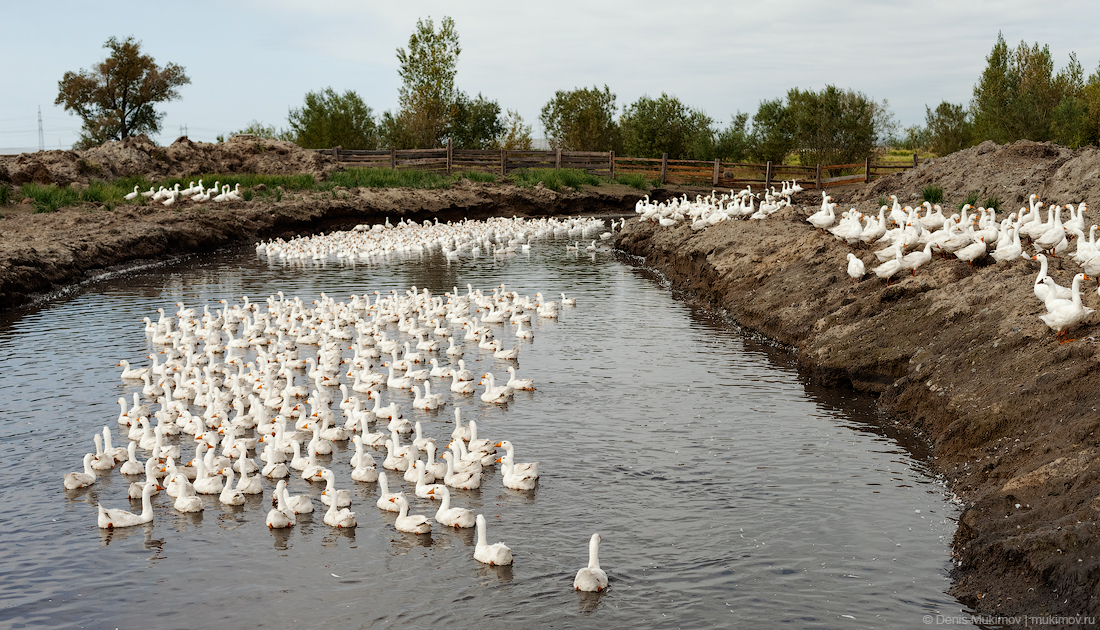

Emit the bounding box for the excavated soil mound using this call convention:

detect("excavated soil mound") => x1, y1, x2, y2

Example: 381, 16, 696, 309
0, 135, 339, 186
858, 139, 1100, 211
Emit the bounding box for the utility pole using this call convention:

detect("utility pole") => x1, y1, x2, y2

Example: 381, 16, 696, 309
38, 106, 44, 152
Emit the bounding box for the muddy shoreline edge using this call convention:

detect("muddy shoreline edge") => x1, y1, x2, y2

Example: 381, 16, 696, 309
3, 175, 1097, 619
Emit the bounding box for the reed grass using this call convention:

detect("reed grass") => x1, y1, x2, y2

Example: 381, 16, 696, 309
922, 185, 944, 204
612, 173, 652, 191
455, 170, 497, 183
0, 183, 10, 206
330, 168, 454, 189
984, 197, 1002, 211
509, 168, 602, 191
21, 183, 80, 213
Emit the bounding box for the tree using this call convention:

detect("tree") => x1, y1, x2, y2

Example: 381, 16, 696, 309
1084, 63, 1100, 146
378, 110, 416, 149
925, 102, 972, 156
619, 93, 713, 160
713, 113, 752, 162
448, 92, 503, 149
286, 88, 378, 149
540, 85, 620, 151
396, 16, 461, 148
785, 85, 878, 166
55, 36, 190, 149
971, 32, 1091, 145
749, 98, 794, 163
496, 109, 533, 150
217, 120, 291, 143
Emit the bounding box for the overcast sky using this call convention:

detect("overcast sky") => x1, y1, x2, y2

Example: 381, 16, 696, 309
3, 0, 1099, 153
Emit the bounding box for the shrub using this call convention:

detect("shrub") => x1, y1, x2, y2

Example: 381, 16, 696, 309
922, 185, 944, 204
984, 196, 1002, 211
614, 173, 651, 190
0, 183, 10, 206
960, 191, 981, 210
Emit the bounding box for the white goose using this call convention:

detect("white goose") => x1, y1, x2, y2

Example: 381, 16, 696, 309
573, 533, 609, 592
376, 471, 404, 512
173, 477, 204, 513
1040, 273, 1095, 342
429, 486, 475, 528
64, 453, 96, 490
98, 482, 156, 528
505, 365, 535, 391
389, 494, 430, 534
479, 372, 513, 404
319, 469, 351, 508
474, 514, 513, 565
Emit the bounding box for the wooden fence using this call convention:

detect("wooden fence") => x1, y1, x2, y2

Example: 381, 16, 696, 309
317, 141, 927, 190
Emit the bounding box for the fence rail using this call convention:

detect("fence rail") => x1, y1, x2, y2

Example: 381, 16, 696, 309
317, 142, 927, 190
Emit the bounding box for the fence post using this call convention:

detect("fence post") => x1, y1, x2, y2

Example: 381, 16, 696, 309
864, 156, 871, 183
501, 149, 507, 178
660, 153, 668, 185
815, 163, 822, 189
447, 138, 453, 176
556, 149, 561, 170
390, 147, 396, 170
609, 151, 615, 180
765, 161, 772, 189
712, 159, 720, 186
913, 152, 918, 168
332, 146, 339, 160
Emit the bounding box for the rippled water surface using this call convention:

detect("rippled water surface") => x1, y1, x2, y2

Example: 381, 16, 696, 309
0, 234, 970, 628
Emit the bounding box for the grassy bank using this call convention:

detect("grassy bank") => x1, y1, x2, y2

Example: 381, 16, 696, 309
1, 167, 655, 213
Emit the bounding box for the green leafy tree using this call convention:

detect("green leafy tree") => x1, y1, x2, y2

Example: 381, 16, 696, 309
1084, 63, 1100, 145
924, 102, 972, 156
496, 109, 533, 150
712, 113, 752, 162
448, 92, 503, 149
540, 85, 620, 151
971, 32, 1091, 145
619, 93, 713, 160
218, 120, 291, 143
55, 36, 190, 149
286, 88, 377, 149
396, 16, 461, 148
785, 85, 878, 166
899, 124, 932, 151
749, 98, 793, 163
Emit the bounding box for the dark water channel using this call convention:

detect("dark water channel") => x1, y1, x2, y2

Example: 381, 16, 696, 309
0, 234, 973, 628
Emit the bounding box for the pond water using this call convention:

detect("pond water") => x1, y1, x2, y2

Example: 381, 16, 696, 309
0, 228, 971, 628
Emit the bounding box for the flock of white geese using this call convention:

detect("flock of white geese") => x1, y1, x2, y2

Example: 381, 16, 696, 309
643, 186, 1097, 341
124, 180, 244, 206
64, 231, 608, 591
634, 181, 804, 228
255, 215, 609, 263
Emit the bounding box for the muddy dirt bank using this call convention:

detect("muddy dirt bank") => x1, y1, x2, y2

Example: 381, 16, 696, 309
615, 203, 1100, 619
0, 181, 646, 310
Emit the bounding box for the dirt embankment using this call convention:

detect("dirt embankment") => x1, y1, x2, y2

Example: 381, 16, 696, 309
0, 179, 646, 309
616, 140, 1100, 620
